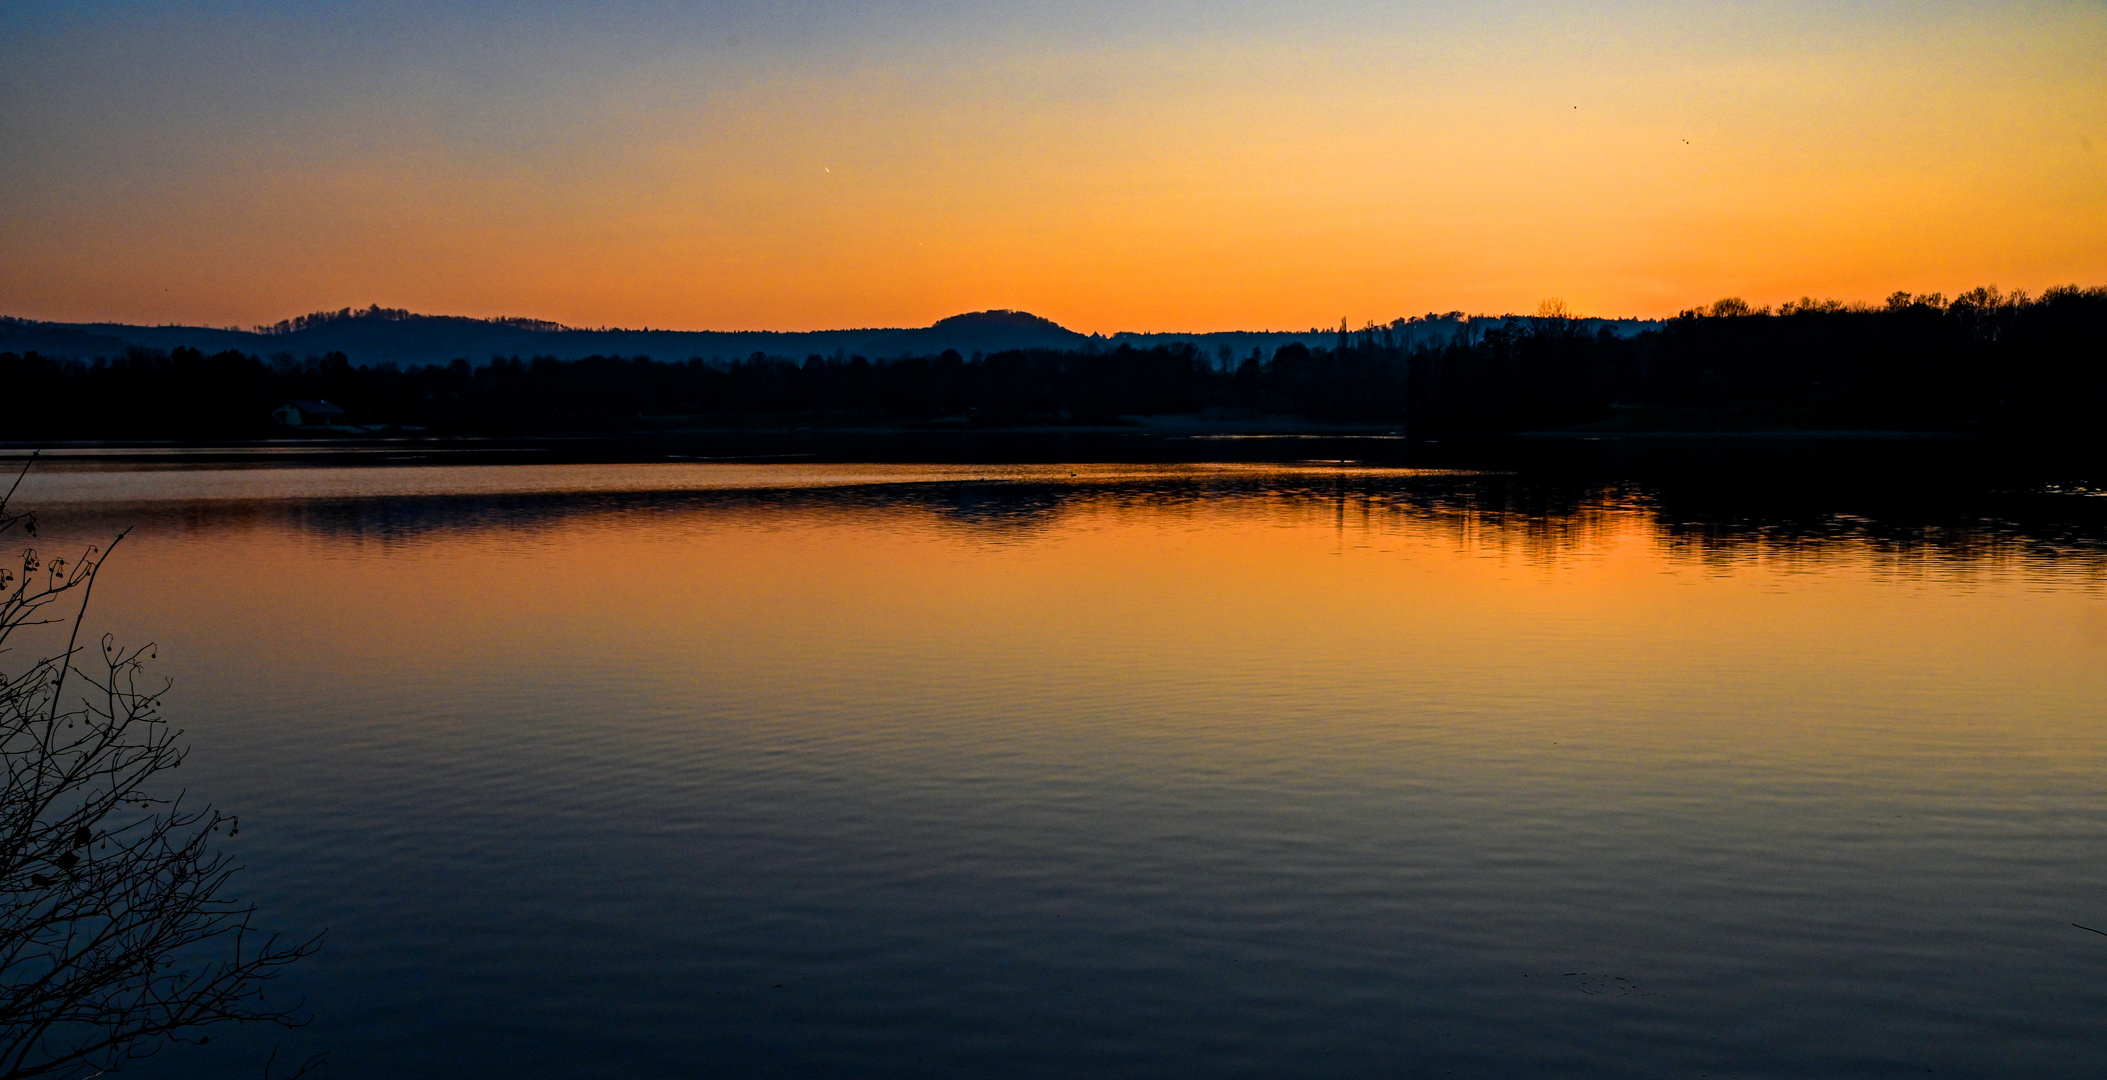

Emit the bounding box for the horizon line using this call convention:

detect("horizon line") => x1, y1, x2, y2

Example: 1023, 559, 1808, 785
9, 281, 2100, 339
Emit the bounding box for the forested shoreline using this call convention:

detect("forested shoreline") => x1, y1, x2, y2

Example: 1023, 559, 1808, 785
4, 287, 2102, 441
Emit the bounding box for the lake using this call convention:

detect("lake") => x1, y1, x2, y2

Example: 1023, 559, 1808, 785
14, 440, 2107, 1078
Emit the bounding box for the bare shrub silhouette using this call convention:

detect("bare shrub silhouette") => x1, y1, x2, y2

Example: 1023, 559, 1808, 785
0, 457, 320, 1079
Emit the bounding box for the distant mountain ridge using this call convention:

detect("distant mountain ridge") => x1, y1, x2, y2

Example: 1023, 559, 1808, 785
0, 305, 1656, 368
0, 307, 1103, 367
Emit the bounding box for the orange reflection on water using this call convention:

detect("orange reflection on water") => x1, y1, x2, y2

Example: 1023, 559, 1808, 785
56, 467, 2105, 802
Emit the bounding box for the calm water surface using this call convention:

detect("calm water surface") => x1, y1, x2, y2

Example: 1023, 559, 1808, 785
16, 456, 2107, 1078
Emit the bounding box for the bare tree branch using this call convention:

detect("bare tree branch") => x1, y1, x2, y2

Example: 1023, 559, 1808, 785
0, 459, 319, 1079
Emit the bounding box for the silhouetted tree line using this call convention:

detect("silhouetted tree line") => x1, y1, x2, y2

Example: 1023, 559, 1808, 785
3, 285, 2101, 439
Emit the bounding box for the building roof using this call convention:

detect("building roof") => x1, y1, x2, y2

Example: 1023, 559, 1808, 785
283, 399, 347, 416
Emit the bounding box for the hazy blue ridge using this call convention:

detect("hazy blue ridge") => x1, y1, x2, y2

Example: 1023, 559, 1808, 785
0, 308, 1659, 368
0, 320, 137, 358
0, 309, 1107, 366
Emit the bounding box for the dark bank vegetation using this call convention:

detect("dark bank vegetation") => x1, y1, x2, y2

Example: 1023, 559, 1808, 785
3, 286, 2102, 441
0, 462, 320, 1078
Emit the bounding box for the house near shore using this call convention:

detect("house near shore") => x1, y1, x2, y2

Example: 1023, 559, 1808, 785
272, 399, 348, 427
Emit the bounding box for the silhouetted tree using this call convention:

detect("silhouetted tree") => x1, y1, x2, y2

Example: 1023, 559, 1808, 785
3, 285, 2102, 437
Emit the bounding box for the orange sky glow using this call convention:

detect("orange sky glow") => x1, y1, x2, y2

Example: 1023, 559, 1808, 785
3, 1, 2102, 332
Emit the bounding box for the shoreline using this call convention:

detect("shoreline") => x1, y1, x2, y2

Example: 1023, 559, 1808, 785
0, 419, 1989, 456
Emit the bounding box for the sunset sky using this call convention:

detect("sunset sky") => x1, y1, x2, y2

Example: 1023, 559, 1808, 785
4, 0, 2102, 332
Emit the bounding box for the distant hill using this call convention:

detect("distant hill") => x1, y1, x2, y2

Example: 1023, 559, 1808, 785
0, 307, 1104, 367
0, 305, 1657, 368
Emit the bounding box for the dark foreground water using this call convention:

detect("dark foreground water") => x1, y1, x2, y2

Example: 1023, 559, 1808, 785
14, 440, 2107, 1078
